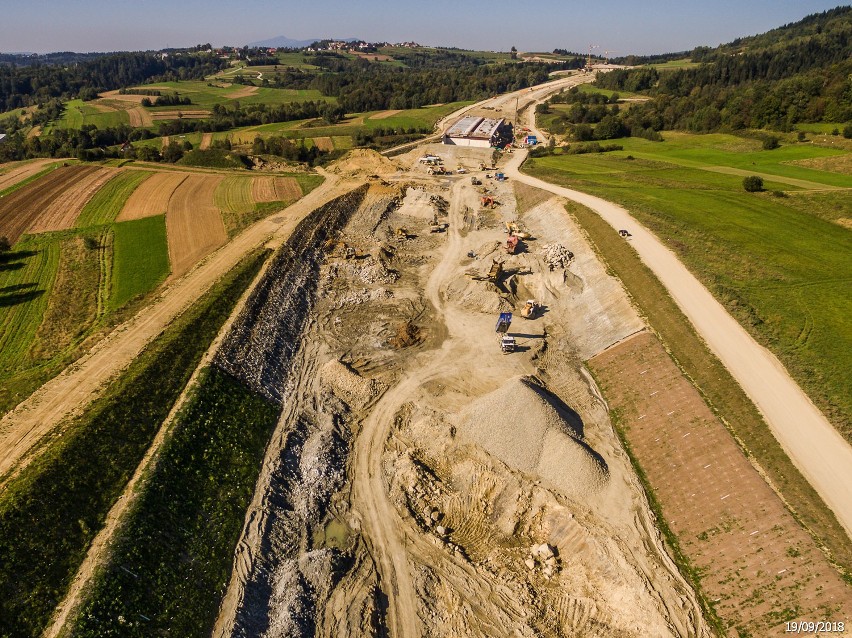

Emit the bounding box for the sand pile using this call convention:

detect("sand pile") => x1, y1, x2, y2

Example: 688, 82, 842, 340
320, 360, 381, 410
329, 149, 401, 176
457, 377, 608, 498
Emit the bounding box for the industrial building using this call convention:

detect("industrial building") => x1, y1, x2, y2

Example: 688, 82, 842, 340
443, 116, 511, 147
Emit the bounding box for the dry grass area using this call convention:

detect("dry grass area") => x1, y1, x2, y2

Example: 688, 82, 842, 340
589, 331, 852, 636
370, 109, 403, 120
225, 85, 259, 99
150, 110, 210, 121
161, 136, 170, 149
0, 166, 104, 244
200, 133, 213, 150
513, 181, 554, 214
251, 176, 302, 203
786, 154, 852, 175
313, 136, 334, 152
28, 235, 101, 363
166, 175, 227, 277
27, 169, 118, 234
117, 172, 187, 221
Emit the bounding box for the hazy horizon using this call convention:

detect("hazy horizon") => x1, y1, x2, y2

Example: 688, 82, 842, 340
1, 0, 846, 56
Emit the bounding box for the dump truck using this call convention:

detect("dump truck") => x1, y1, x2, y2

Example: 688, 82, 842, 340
495, 312, 513, 333
501, 335, 516, 353
505, 221, 532, 240
471, 176, 481, 185
521, 300, 539, 319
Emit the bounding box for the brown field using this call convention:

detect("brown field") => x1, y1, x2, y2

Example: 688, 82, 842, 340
150, 110, 210, 121
312, 136, 334, 151
199, 132, 213, 150
166, 175, 227, 277
251, 176, 302, 203
97, 90, 147, 103
0, 159, 57, 192
589, 331, 852, 636
351, 51, 394, 62
126, 107, 152, 127
0, 165, 106, 244
117, 172, 188, 221
225, 85, 259, 99
161, 136, 170, 149
28, 168, 119, 234
370, 109, 403, 120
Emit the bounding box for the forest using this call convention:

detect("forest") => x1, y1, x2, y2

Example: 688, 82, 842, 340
593, 7, 852, 133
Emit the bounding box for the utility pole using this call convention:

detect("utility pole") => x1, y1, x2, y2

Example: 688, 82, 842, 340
587, 44, 600, 72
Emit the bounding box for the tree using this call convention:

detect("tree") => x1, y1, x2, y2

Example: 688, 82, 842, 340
510, 46, 518, 60
0, 236, 10, 252
743, 175, 764, 192
762, 135, 779, 150
843, 124, 852, 139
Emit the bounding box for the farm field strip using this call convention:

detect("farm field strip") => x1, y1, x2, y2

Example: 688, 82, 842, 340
27, 168, 119, 234
589, 332, 852, 635
109, 215, 170, 311
117, 171, 187, 221
166, 175, 227, 277
0, 242, 60, 373
0, 159, 59, 192
251, 176, 302, 203
0, 253, 267, 638
76, 170, 152, 228
200, 132, 213, 149
0, 165, 102, 245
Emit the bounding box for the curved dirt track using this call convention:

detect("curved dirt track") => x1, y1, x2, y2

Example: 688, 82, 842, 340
505, 152, 852, 539
0, 171, 344, 485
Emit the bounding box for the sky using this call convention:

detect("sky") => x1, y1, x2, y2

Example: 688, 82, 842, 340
0, 0, 845, 55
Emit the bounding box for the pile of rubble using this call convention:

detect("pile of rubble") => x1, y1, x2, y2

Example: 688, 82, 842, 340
524, 543, 561, 579
542, 243, 574, 270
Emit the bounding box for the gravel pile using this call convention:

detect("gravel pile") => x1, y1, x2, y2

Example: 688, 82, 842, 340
542, 243, 574, 270
458, 377, 608, 498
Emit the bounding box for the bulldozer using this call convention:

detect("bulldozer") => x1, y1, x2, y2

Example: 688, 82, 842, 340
521, 299, 540, 319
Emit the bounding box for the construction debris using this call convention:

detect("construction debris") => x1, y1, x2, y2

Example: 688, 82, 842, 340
542, 243, 574, 270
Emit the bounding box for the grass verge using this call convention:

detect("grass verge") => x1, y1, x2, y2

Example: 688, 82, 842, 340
71, 366, 280, 636
109, 215, 170, 311
560, 198, 852, 576
0, 249, 268, 638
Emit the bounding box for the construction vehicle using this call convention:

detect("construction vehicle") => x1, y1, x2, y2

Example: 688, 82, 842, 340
495, 312, 512, 333
456, 166, 467, 174
521, 300, 540, 319
395, 227, 410, 239
471, 176, 481, 185
479, 162, 487, 170
505, 235, 520, 254
619, 229, 632, 237
501, 335, 516, 353
429, 214, 449, 233
427, 166, 446, 176
487, 259, 503, 281
480, 195, 496, 208
504, 221, 531, 240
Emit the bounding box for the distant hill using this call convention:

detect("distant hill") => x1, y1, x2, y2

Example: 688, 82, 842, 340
247, 36, 358, 49
595, 6, 852, 131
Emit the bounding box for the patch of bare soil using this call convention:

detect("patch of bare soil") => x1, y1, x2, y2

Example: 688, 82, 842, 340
216, 176, 709, 638
226, 85, 260, 99
329, 149, 402, 177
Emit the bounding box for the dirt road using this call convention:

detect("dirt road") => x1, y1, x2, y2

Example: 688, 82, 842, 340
506, 152, 852, 540
0, 171, 345, 485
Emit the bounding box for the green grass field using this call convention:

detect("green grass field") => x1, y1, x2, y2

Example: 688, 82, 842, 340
125, 80, 333, 108
76, 170, 151, 228
109, 215, 170, 310
0, 240, 60, 374
648, 58, 701, 69
48, 99, 129, 131
523, 135, 852, 436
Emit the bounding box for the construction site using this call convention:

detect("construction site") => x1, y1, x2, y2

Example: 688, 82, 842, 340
203, 141, 713, 638
3, 72, 850, 638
